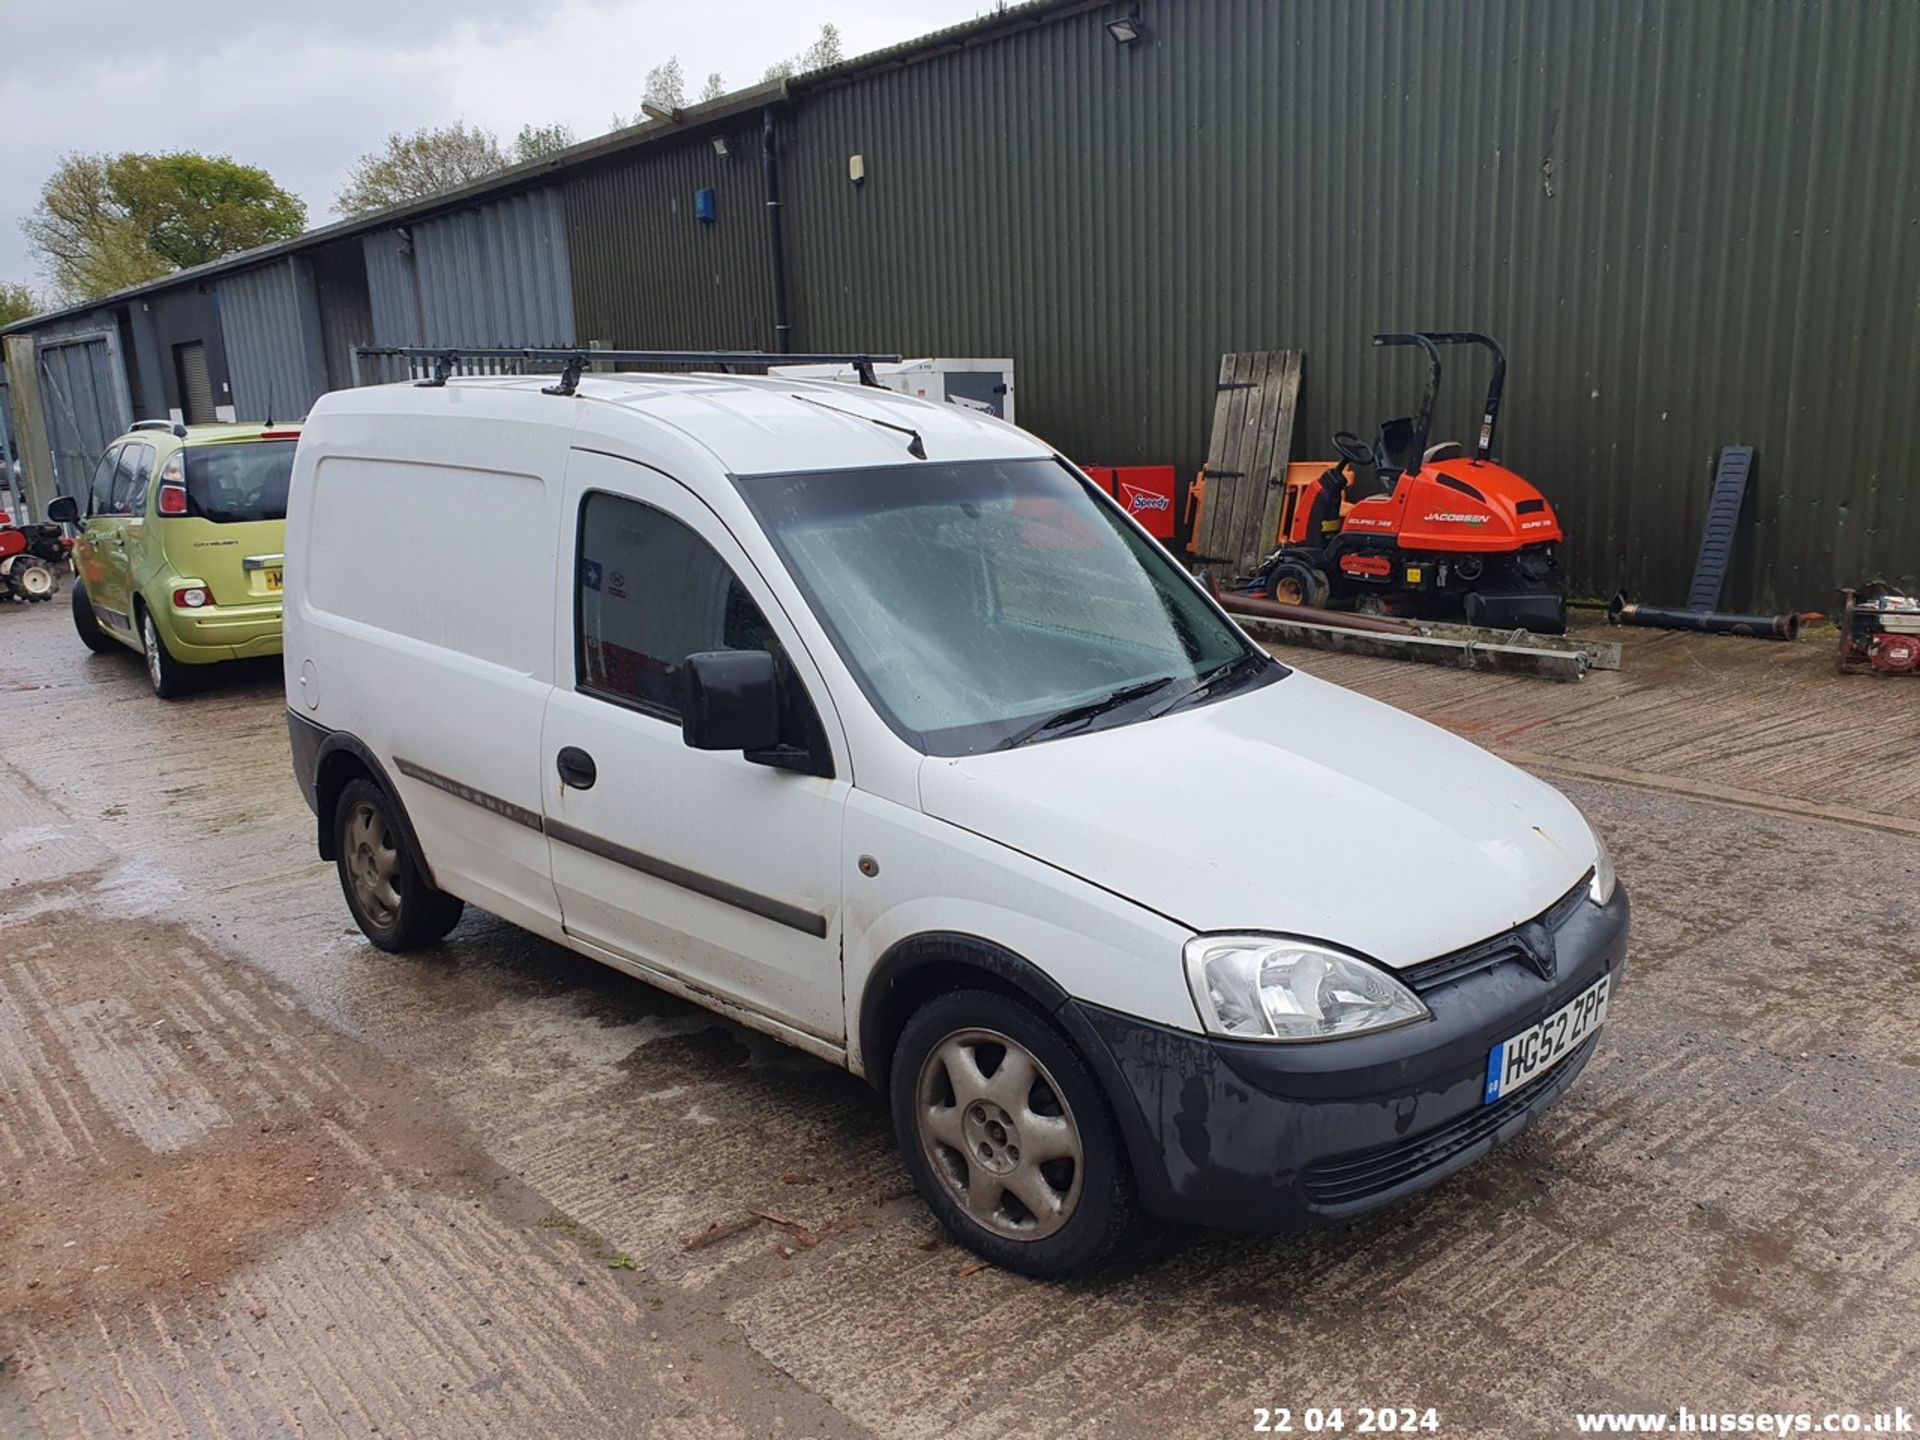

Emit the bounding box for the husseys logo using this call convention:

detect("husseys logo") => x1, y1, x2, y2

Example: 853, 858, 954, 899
1422, 511, 1490, 524
1120, 483, 1170, 513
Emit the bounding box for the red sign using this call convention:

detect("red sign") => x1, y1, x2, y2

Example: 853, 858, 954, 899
1082, 464, 1177, 540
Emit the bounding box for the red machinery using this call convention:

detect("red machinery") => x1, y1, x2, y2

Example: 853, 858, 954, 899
1248, 333, 1568, 634
1839, 586, 1920, 675
1, 521, 69, 603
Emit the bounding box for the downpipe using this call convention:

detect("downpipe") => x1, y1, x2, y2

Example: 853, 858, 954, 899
1608, 593, 1800, 640
761, 108, 791, 354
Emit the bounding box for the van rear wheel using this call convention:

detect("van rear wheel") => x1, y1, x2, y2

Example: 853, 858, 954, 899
333, 779, 464, 951
891, 988, 1137, 1277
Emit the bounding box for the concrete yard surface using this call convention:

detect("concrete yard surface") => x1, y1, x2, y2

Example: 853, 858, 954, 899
2, 598, 1916, 1439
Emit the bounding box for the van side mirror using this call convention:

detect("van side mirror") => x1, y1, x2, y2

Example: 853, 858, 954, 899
46, 495, 80, 525
680, 650, 781, 754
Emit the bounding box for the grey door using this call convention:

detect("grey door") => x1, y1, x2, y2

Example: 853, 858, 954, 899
37, 332, 133, 503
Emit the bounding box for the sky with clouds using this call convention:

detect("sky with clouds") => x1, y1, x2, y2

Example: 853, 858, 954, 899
1, 0, 990, 289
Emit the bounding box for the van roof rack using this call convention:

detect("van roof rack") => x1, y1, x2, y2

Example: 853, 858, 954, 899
354, 346, 903, 397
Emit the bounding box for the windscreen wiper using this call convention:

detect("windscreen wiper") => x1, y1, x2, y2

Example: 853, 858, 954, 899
1146, 651, 1270, 719
998, 676, 1176, 750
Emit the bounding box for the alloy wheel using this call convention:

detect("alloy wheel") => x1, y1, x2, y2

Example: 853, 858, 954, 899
916, 1027, 1084, 1241
142, 613, 164, 690
345, 801, 402, 929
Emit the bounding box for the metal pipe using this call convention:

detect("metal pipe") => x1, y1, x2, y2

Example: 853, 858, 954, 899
1608, 593, 1800, 640
761, 108, 791, 354
1215, 590, 1419, 635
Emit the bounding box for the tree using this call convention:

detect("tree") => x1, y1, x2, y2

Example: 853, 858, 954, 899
699, 72, 726, 103
335, 122, 506, 217
20, 154, 165, 300
764, 24, 844, 81
109, 153, 306, 270
0, 281, 43, 328
21, 151, 301, 302
512, 122, 577, 164
644, 56, 686, 112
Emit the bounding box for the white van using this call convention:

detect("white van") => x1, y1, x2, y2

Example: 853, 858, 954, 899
284, 365, 1628, 1275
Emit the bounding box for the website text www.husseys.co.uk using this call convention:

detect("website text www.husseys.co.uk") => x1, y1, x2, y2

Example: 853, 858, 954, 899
1572, 1408, 1911, 1434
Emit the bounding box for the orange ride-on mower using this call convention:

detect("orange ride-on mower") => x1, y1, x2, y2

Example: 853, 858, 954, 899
1245, 332, 1568, 634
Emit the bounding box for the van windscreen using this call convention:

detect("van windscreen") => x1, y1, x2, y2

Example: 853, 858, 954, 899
181, 441, 296, 524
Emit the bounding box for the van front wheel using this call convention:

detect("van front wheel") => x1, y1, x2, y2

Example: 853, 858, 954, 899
891, 988, 1137, 1277
333, 779, 464, 951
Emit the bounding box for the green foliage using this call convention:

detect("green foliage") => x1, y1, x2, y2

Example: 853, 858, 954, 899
644, 56, 686, 112
0, 281, 44, 328
21, 151, 305, 302
764, 24, 844, 82
512, 122, 577, 165
334, 122, 506, 217
109, 153, 306, 270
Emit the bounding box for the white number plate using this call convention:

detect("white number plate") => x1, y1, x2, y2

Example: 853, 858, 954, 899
1484, 974, 1610, 1104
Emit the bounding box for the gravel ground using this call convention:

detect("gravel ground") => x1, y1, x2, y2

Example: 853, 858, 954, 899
2, 597, 1915, 1439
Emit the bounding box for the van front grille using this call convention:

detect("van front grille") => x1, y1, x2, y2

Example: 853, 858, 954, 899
1299, 1036, 1596, 1207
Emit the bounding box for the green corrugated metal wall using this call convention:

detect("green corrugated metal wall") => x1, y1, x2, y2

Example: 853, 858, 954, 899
570, 0, 1920, 607
567, 130, 775, 351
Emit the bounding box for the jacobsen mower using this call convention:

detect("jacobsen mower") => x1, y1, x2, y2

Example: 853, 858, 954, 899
1249, 333, 1567, 634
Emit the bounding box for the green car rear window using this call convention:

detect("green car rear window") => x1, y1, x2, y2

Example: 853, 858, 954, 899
182, 441, 296, 524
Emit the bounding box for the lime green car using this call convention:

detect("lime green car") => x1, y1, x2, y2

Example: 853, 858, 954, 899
50, 420, 299, 699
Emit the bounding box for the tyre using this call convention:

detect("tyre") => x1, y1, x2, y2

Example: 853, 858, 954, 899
139, 604, 193, 699
70, 581, 117, 653
10, 557, 57, 602
1266, 557, 1330, 609
333, 778, 464, 952
891, 987, 1137, 1277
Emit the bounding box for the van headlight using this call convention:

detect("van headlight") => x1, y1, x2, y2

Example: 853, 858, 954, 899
1182, 936, 1430, 1042
1583, 810, 1617, 906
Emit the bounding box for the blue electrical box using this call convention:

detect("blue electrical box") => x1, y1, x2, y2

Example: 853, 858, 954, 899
694, 187, 716, 224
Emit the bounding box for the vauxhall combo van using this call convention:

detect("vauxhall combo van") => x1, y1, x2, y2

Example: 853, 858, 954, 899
284, 369, 1628, 1275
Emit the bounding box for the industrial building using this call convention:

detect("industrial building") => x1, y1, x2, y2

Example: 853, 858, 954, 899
5, 0, 1916, 609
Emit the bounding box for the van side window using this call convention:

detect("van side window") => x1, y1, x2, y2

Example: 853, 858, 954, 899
575, 491, 781, 717
574, 491, 830, 768
88, 445, 123, 517
111, 444, 155, 516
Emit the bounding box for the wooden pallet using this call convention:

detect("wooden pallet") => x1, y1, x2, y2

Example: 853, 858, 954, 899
1193, 350, 1304, 578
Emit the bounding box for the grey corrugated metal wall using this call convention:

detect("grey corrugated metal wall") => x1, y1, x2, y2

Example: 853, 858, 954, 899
33, 325, 131, 499
566, 131, 776, 350
310, 240, 374, 390
768, 0, 1920, 607
0, 363, 13, 464
364, 187, 576, 348
218, 259, 328, 421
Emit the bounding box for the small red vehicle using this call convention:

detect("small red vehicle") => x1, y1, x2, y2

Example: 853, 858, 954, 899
1250, 332, 1567, 634
1, 520, 72, 603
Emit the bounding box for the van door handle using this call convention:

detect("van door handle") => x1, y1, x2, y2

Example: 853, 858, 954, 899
556, 746, 597, 790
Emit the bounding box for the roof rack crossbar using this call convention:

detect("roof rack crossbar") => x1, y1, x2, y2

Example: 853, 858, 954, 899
353, 346, 903, 395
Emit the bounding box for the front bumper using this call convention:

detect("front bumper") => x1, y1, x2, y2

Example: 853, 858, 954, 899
1061, 883, 1630, 1232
